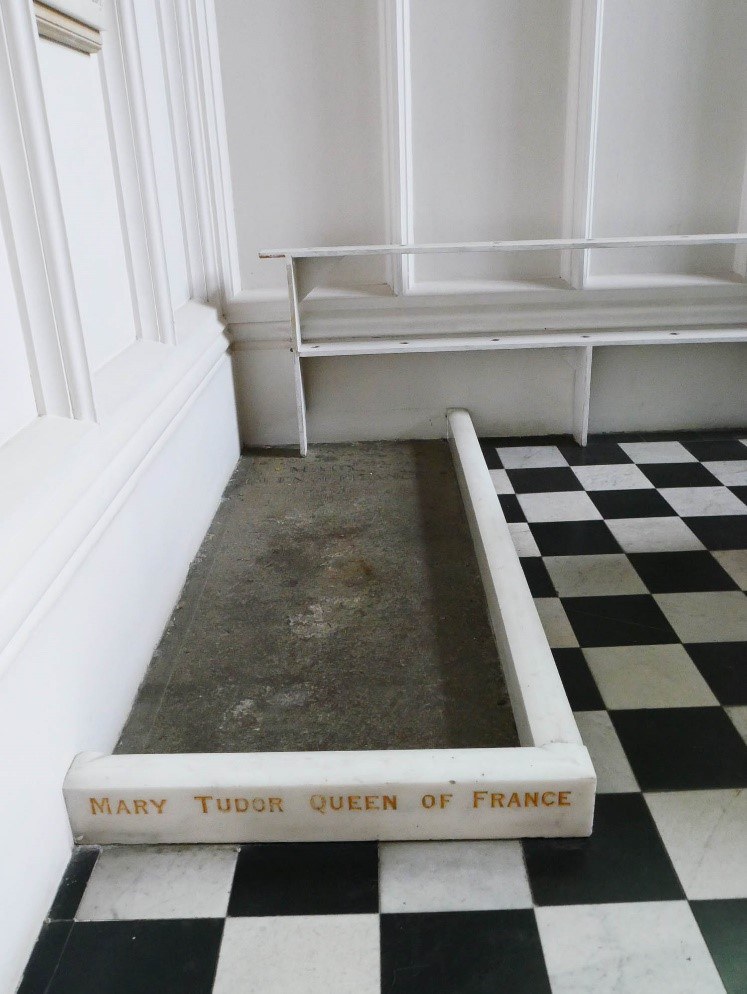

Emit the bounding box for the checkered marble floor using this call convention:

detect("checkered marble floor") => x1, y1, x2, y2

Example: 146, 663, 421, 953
18, 432, 747, 994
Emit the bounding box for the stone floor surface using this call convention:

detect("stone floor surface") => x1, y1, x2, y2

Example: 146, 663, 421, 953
117, 441, 517, 753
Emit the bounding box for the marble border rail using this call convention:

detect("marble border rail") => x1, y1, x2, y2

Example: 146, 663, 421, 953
64, 410, 595, 842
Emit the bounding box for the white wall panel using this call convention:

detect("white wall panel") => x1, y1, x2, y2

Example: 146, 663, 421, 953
591, 0, 747, 281
590, 344, 747, 432
214, 0, 388, 292
134, 0, 191, 310
409, 0, 572, 287
38, 38, 136, 372
0, 210, 37, 446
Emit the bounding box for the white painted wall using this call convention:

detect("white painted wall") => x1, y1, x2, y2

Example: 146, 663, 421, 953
410, 0, 570, 287
133, 0, 191, 309
39, 37, 137, 371
0, 358, 238, 994
215, 0, 388, 293
591, 0, 747, 281
0, 205, 37, 447
590, 344, 747, 432
0, 2, 240, 989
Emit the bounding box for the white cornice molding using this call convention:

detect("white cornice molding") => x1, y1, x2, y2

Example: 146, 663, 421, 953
34, 1, 101, 53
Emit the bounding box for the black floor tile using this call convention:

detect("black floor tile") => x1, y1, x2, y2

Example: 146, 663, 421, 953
520, 558, 556, 597
498, 494, 525, 523
529, 521, 621, 556
43, 920, 223, 994
558, 442, 632, 466
627, 551, 738, 593
227, 842, 378, 916
507, 467, 582, 494
684, 642, 747, 705
684, 515, 747, 550
639, 463, 721, 488
690, 899, 747, 994
610, 707, 747, 791
380, 910, 551, 994
731, 485, 747, 506
587, 488, 677, 519
479, 443, 501, 469
16, 921, 72, 994
480, 434, 571, 449
561, 595, 679, 647
47, 847, 100, 921
683, 439, 747, 462
523, 793, 683, 906
551, 648, 604, 710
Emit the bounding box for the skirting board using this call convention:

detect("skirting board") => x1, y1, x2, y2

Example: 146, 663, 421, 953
64, 410, 596, 842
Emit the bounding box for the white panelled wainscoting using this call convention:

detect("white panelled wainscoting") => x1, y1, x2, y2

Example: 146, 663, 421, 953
0, 1, 239, 989
218, 0, 747, 448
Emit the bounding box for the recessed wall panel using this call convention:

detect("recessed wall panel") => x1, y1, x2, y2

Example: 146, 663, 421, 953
215, 0, 388, 292
409, 0, 572, 287
591, 0, 747, 281
39, 39, 136, 371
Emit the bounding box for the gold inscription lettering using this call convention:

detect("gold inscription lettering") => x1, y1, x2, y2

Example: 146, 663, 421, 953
364, 795, 379, 811
382, 795, 397, 811
473, 791, 487, 808
558, 791, 571, 806
194, 795, 213, 813
491, 793, 505, 808
252, 798, 266, 812
422, 794, 436, 809
116, 800, 131, 815
269, 797, 284, 812
507, 792, 521, 808
524, 792, 539, 807
216, 798, 231, 813
348, 795, 362, 811
541, 791, 556, 806
133, 800, 148, 815
151, 799, 167, 814
235, 798, 249, 813
330, 796, 344, 811
90, 797, 111, 816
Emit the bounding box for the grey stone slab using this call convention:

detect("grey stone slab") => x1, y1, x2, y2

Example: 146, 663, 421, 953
116, 442, 518, 753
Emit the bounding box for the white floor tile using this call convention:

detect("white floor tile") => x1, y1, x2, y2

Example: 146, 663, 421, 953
518, 491, 602, 523
713, 550, 747, 589
496, 445, 567, 469
703, 460, 747, 486
536, 902, 726, 994
379, 840, 531, 913
75, 845, 238, 921
660, 486, 747, 517
619, 441, 698, 464
572, 464, 653, 491
607, 517, 705, 553
725, 705, 747, 744
534, 598, 579, 648
213, 916, 380, 994
508, 521, 541, 557
544, 555, 647, 597
573, 711, 638, 793
655, 591, 747, 643
646, 790, 747, 900
489, 468, 514, 494
582, 644, 718, 709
